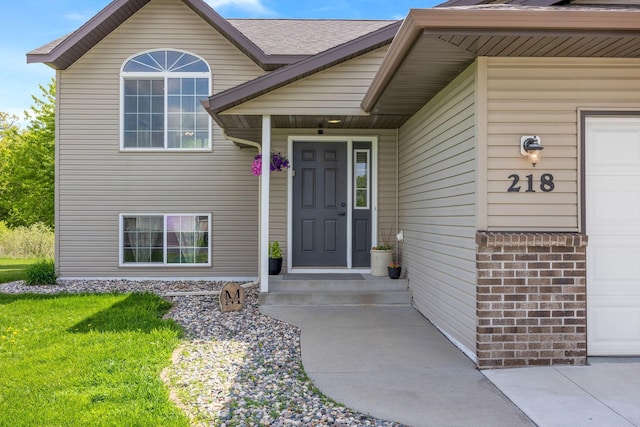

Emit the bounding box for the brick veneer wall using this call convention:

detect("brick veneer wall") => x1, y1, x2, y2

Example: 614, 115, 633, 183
476, 232, 588, 369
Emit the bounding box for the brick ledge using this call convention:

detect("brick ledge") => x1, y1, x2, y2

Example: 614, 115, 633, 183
476, 232, 588, 248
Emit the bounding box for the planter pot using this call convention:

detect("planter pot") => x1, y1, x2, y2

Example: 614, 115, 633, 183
388, 266, 402, 279
370, 249, 393, 277
269, 258, 282, 275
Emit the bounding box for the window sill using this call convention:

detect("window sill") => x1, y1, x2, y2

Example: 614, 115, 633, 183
119, 263, 212, 268
119, 148, 213, 153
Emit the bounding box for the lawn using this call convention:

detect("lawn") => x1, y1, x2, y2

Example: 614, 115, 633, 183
0, 258, 38, 284
0, 292, 189, 427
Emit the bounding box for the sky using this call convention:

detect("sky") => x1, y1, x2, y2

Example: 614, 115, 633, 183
0, 0, 441, 124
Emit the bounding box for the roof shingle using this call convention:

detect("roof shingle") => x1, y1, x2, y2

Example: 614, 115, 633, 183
227, 19, 398, 55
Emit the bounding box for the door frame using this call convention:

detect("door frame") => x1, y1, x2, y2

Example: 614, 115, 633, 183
287, 135, 378, 273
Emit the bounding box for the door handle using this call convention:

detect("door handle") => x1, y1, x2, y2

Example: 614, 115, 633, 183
337, 212, 346, 216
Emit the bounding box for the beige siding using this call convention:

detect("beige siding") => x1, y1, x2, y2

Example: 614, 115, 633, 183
57, 0, 265, 277
398, 64, 478, 356
485, 57, 640, 231
226, 47, 388, 116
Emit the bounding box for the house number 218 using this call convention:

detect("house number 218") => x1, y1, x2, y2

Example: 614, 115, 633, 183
507, 173, 555, 192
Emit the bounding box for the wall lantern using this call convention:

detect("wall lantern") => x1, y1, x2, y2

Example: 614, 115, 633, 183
520, 135, 543, 167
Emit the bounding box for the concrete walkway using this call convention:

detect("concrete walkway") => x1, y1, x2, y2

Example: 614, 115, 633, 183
261, 305, 533, 427
484, 360, 640, 427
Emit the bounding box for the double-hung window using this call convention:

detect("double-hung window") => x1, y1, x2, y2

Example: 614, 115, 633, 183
120, 214, 211, 266
121, 50, 211, 150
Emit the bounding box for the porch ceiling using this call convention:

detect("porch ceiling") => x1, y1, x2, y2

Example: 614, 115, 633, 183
214, 113, 407, 143
363, 6, 640, 118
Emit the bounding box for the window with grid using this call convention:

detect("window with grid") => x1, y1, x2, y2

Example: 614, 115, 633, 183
121, 214, 210, 266
121, 50, 211, 150
354, 150, 370, 209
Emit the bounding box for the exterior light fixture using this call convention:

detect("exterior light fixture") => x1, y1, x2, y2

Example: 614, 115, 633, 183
520, 135, 543, 167
327, 119, 342, 125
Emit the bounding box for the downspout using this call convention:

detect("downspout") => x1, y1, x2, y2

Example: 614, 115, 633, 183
223, 129, 262, 289
222, 129, 262, 152
396, 128, 400, 264
396, 128, 399, 234
165, 129, 262, 298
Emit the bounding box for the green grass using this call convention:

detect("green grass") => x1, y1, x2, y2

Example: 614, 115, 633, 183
0, 258, 39, 284
0, 292, 189, 427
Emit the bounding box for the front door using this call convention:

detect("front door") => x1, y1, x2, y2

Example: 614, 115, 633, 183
292, 141, 348, 267
586, 116, 640, 355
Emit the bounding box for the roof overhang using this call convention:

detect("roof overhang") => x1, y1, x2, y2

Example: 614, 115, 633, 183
26, 0, 303, 71
205, 21, 403, 141
362, 6, 640, 120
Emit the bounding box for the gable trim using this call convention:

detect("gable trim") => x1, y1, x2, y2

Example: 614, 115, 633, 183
26, 0, 301, 71
205, 21, 401, 115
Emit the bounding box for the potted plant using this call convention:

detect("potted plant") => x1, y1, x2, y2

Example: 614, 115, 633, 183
252, 152, 290, 176
370, 243, 393, 277
388, 261, 401, 279
269, 241, 283, 275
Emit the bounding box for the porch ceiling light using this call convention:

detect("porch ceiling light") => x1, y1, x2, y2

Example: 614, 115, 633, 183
326, 119, 342, 124
520, 136, 543, 167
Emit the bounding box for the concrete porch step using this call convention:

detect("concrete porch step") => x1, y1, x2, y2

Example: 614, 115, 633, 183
259, 274, 411, 306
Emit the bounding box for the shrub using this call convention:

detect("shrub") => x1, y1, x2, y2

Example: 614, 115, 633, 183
269, 241, 282, 259
0, 221, 54, 259
24, 259, 57, 285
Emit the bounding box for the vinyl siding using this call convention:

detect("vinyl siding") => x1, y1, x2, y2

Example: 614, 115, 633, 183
225, 47, 389, 116
398, 63, 478, 357
485, 57, 640, 231
56, 0, 264, 278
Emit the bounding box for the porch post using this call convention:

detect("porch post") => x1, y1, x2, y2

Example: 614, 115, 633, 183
260, 115, 271, 293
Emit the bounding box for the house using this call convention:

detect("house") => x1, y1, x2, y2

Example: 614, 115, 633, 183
27, 0, 640, 368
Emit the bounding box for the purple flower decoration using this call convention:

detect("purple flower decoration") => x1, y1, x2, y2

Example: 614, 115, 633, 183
251, 152, 290, 176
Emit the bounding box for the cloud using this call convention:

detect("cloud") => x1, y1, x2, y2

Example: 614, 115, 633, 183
203, 0, 276, 17
64, 12, 91, 22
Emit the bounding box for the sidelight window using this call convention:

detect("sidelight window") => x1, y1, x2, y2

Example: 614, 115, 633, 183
354, 149, 370, 209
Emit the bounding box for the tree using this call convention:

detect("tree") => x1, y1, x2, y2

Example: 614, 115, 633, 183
0, 112, 22, 221
0, 79, 55, 229
0, 112, 20, 140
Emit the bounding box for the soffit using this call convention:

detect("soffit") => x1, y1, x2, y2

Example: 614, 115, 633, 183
215, 113, 408, 143
365, 6, 640, 118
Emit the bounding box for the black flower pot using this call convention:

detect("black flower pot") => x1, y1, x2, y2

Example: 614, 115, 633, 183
269, 258, 283, 275
388, 266, 401, 279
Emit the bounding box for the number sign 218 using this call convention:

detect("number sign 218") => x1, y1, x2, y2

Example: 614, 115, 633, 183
508, 173, 555, 192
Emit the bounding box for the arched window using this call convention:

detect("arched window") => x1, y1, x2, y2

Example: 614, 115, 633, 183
121, 50, 211, 150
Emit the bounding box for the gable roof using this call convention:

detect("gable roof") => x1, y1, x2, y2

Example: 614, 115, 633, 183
27, 0, 277, 69
26, 0, 393, 71
438, 0, 640, 6
227, 19, 397, 56
437, 0, 564, 6
362, 5, 640, 120
201, 20, 402, 138
205, 21, 401, 115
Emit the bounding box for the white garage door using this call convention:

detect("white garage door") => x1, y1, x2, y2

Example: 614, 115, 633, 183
586, 116, 640, 356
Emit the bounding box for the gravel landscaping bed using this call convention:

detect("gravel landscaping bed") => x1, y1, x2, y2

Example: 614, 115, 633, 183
0, 280, 402, 426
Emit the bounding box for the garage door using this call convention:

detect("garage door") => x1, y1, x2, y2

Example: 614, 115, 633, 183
586, 116, 640, 356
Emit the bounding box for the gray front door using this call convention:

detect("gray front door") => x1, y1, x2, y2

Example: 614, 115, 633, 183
292, 141, 348, 267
